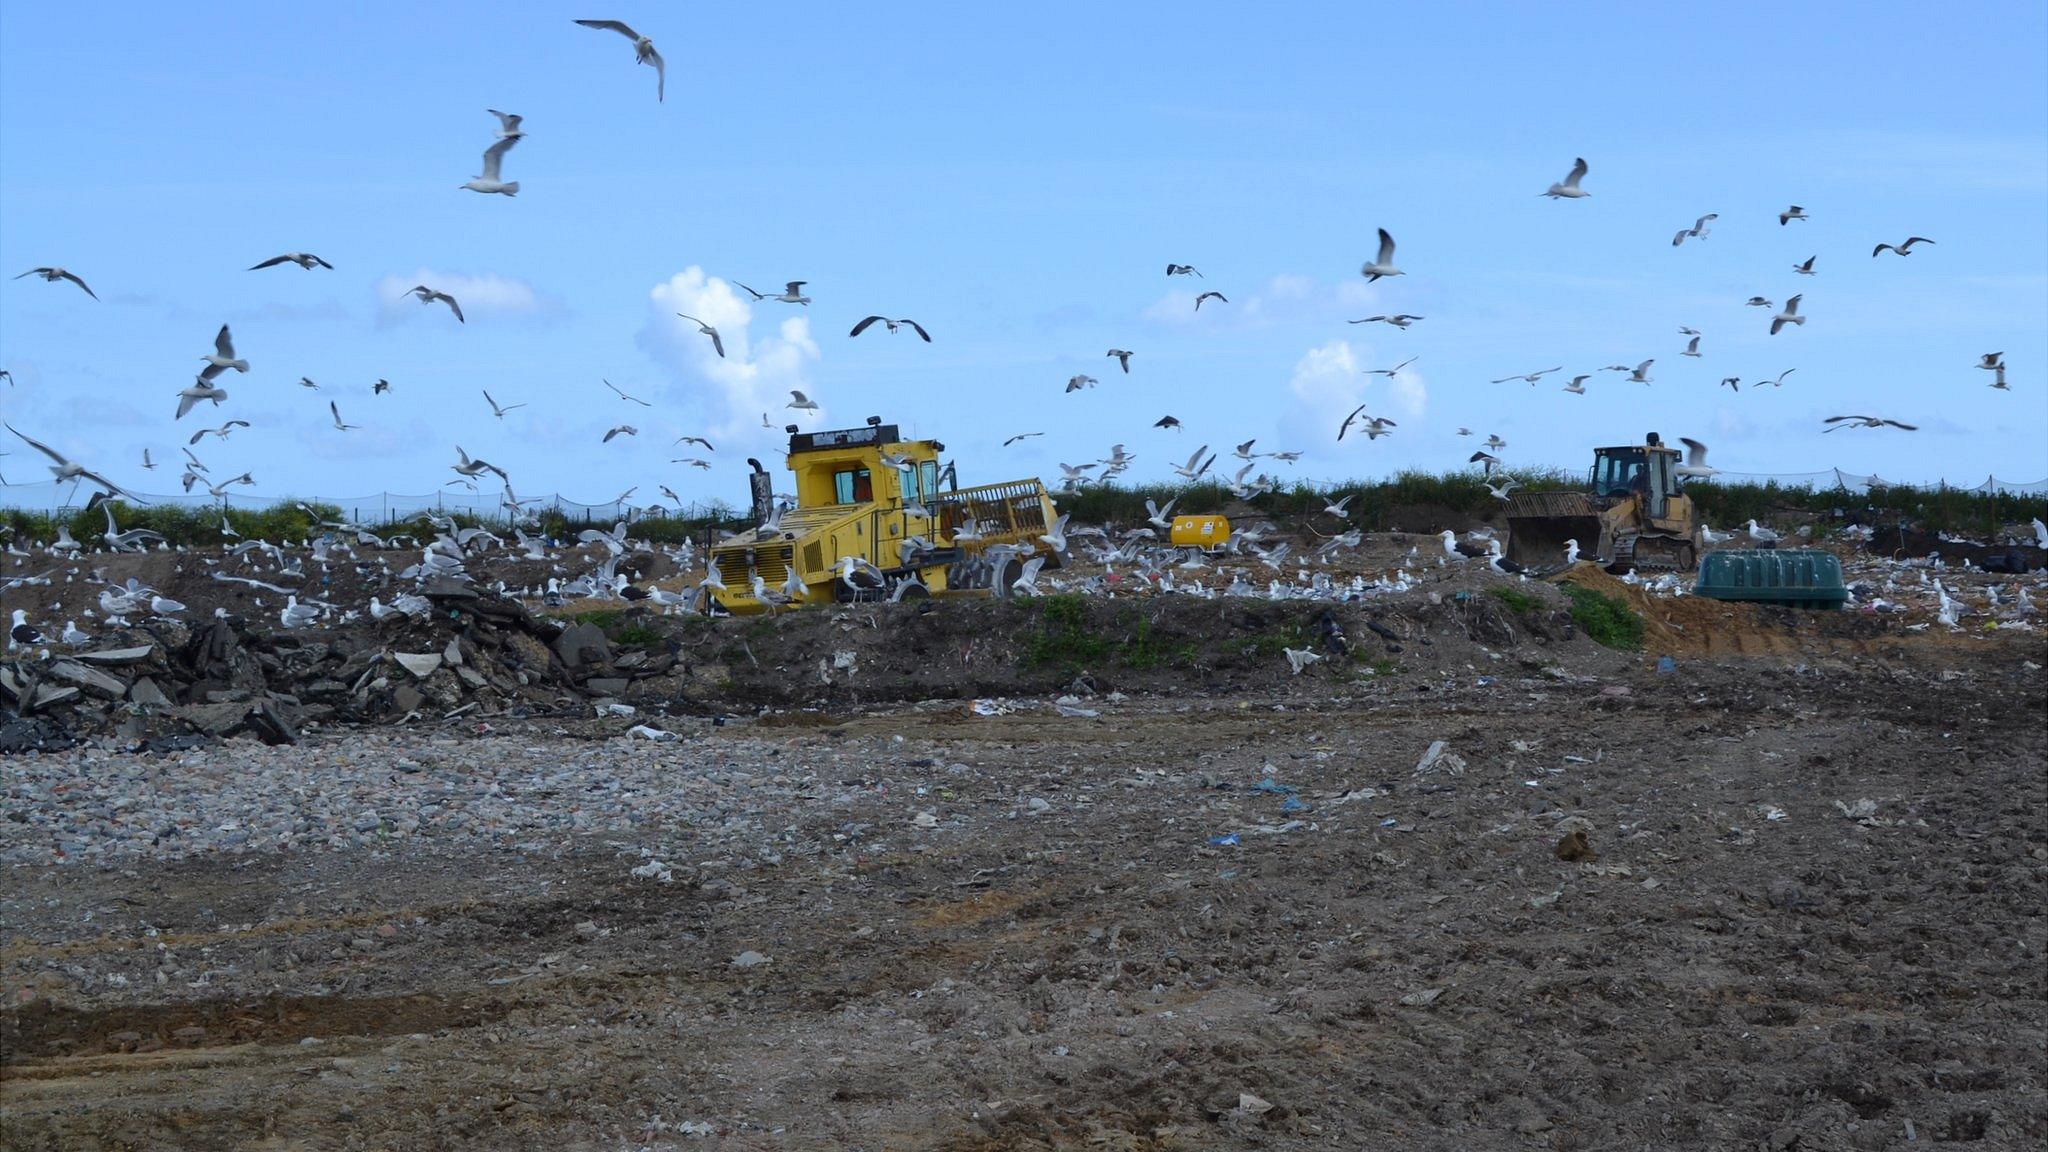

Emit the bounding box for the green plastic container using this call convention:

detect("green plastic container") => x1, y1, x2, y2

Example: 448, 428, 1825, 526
1694, 549, 1847, 608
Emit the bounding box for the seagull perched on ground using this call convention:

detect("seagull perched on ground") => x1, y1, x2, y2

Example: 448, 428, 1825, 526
1065, 374, 1098, 393
1872, 237, 1934, 257
1439, 530, 1489, 560
1676, 437, 1718, 478
849, 316, 930, 341
1562, 375, 1589, 394
788, 390, 819, 411
1194, 291, 1227, 310
1283, 647, 1323, 675
1792, 255, 1817, 275
1353, 314, 1423, 329
1360, 228, 1403, 281
248, 252, 333, 271
1106, 349, 1134, 372
1491, 367, 1562, 384
1779, 205, 1809, 225
483, 390, 525, 419
1823, 415, 1918, 432
460, 133, 520, 196
573, 19, 665, 100
675, 314, 725, 357
734, 280, 809, 304
1153, 415, 1180, 430
188, 419, 250, 445
1543, 157, 1591, 198
329, 401, 359, 431
1745, 519, 1780, 545
1165, 263, 1201, 277
1672, 213, 1718, 246
405, 285, 464, 322
1770, 294, 1806, 335
199, 324, 248, 380
8, 424, 141, 501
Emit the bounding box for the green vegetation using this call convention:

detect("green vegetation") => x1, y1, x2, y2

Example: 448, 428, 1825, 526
1053, 471, 2041, 537
1022, 594, 1194, 671
570, 608, 661, 646
1559, 585, 1644, 651
1488, 586, 1540, 614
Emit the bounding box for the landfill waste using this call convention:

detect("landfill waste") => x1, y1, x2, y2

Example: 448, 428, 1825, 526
1413, 740, 1467, 777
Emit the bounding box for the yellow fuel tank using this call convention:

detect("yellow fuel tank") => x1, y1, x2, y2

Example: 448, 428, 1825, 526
1169, 514, 1230, 548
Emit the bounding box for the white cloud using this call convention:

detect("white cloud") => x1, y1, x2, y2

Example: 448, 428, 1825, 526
1280, 339, 1428, 457
639, 266, 822, 446
374, 269, 547, 325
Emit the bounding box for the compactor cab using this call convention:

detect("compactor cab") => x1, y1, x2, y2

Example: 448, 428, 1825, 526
1504, 432, 1699, 573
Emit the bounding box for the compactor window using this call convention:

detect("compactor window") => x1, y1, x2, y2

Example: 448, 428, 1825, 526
833, 468, 872, 504
1593, 449, 1646, 497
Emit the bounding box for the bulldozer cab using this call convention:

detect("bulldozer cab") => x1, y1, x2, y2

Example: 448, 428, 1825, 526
1591, 444, 1680, 522
1504, 433, 1699, 573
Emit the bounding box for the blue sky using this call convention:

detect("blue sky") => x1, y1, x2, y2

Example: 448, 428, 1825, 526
3, 1, 2045, 510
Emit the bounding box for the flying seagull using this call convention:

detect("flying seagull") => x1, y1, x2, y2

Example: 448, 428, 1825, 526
1872, 237, 1935, 257
1720, 377, 1741, 391
1683, 335, 1703, 357
199, 324, 248, 381
676, 313, 725, 357
1483, 434, 1508, 451
734, 280, 809, 304
1745, 296, 1774, 308
1491, 367, 1562, 384
1988, 364, 2009, 391
1823, 415, 1917, 432
176, 379, 229, 419
1003, 432, 1044, 446
1779, 205, 1809, 225
850, 316, 930, 341
461, 134, 520, 196
788, 390, 819, 410
1360, 228, 1403, 281
7, 424, 142, 501
604, 379, 651, 406
1106, 349, 1134, 372
188, 419, 250, 445
603, 425, 638, 443
405, 285, 464, 322
1543, 157, 1590, 199
452, 446, 508, 481
13, 267, 97, 299
1770, 295, 1805, 335
1468, 450, 1501, 475
1671, 213, 1718, 246
1792, 255, 1817, 275
1562, 375, 1589, 394
249, 252, 333, 271
483, 389, 525, 419
1365, 356, 1416, 378
487, 109, 525, 138
1154, 415, 1181, 430
675, 435, 714, 451
1065, 374, 1098, 393
1194, 291, 1227, 310
1165, 264, 1201, 277
1758, 368, 1796, 388
573, 19, 665, 101
1624, 359, 1654, 384
140, 448, 157, 470
1976, 352, 2004, 371
373, 378, 392, 395
1337, 405, 1395, 441
1352, 314, 1423, 329
1676, 438, 1718, 478
298, 376, 320, 390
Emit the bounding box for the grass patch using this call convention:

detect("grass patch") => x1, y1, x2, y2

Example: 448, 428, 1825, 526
1559, 585, 1644, 651
571, 608, 660, 646
1022, 596, 1193, 671
1489, 587, 1540, 614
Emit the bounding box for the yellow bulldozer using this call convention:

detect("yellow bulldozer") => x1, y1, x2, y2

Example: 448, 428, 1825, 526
1504, 432, 1700, 573
706, 417, 1062, 613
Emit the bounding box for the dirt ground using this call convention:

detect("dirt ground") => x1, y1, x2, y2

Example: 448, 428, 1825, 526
3, 532, 2046, 1149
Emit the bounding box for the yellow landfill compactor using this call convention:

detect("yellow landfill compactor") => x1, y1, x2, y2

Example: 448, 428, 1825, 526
707, 418, 1062, 614
1503, 432, 1700, 573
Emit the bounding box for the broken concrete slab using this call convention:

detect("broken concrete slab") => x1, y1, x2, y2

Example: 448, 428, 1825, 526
394, 652, 444, 679
552, 624, 611, 670
45, 660, 131, 701
72, 646, 157, 666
